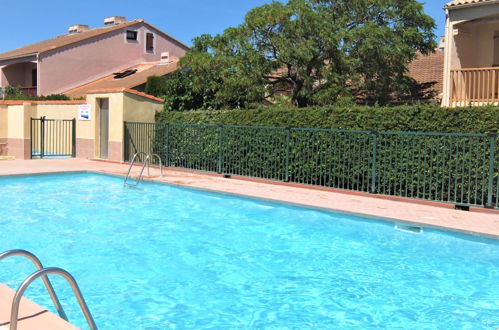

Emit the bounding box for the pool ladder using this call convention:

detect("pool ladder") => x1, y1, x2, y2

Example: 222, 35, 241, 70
0, 249, 97, 330
124, 152, 163, 186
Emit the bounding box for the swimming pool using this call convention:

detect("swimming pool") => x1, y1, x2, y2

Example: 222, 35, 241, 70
0, 172, 498, 329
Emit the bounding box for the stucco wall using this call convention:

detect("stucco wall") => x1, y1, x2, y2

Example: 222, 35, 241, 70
38, 23, 188, 95
452, 21, 499, 69
1, 62, 36, 87
0, 105, 7, 139
443, 3, 499, 106
35, 104, 78, 119
0, 55, 38, 89
0, 92, 161, 160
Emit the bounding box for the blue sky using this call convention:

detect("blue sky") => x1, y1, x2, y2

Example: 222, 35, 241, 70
0, 0, 448, 54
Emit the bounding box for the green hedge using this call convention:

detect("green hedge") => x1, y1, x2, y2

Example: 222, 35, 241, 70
156, 104, 499, 133
125, 122, 499, 208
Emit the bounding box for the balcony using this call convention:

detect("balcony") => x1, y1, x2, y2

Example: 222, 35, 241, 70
450, 67, 499, 106
21, 86, 37, 97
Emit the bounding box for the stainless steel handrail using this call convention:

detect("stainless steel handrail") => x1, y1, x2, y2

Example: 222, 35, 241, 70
0, 249, 68, 321
125, 152, 163, 186
148, 153, 163, 178
10, 267, 97, 330
124, 151, 148, 186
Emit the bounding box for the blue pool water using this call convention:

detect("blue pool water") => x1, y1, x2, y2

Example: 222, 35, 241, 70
0, 173, 498, 329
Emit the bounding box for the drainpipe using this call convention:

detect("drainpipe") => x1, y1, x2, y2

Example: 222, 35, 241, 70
36, 53, 40, 97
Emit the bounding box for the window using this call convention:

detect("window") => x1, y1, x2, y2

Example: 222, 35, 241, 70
146, 33, 154, 52
126, 30, 138, 41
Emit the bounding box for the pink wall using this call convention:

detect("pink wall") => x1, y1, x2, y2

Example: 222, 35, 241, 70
39, 22, 188, 95
0, 55, 38, 89
0, 62, 36, 87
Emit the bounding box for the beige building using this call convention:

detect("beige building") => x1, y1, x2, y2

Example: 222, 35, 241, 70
442, 0, 499, 106
0, 88, 163, 161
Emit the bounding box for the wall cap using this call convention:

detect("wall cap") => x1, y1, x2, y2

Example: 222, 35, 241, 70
86, 88, 164, 103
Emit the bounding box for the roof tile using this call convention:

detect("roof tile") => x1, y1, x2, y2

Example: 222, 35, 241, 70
446, 0, 496, 8
408, 50, 444, 97
0, 20, 142, 60
86, 87, 164, 103
64, 61, 178, 98
0, 20, 189, 61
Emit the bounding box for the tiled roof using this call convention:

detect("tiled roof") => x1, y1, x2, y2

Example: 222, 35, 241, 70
0, 20, 142, 60
0, 20, 188, 61
64, 61, 178, 98
408, 50, 444, 97
445, 0, 496, 8
86, 88, 164, 102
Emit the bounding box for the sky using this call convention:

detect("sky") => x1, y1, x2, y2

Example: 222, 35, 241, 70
0, 0, 449, 54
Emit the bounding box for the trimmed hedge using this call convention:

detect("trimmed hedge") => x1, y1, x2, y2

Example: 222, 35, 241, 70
124, 122, 499, 208
156, 104, 499, 133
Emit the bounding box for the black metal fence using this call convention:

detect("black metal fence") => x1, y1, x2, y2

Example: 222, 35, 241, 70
31, 117, 76, 158
124, 122, 499, 209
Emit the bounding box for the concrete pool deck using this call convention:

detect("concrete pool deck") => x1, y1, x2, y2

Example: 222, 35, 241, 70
0, 158, 498, 240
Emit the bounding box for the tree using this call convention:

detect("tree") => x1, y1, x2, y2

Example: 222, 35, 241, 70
145, 70, 218, 111
170, 0, 437, 109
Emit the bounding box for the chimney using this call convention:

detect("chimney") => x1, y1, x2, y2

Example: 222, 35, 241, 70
68, 24, 90, 34
438, 36, 445, 50
104, 16, 126, 26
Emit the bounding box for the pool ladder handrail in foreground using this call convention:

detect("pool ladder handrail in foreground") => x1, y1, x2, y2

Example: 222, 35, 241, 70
124, 152, 163, 186
0, 249, 97, 330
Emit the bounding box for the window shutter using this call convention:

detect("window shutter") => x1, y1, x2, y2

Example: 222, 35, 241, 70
146, 33, 154, 51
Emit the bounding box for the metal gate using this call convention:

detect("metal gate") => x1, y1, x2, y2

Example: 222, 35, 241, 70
31, 117, 76, 158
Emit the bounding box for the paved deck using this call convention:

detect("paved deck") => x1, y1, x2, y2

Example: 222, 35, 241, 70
1, 158, 498, 240
0, 284, 78, 330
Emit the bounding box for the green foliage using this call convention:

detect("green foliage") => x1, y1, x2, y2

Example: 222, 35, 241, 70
178, 31, 270, 110
174, 0, 436, 108
3, 86, 24, 99
144, 76, 168, 98
145, 70, 222, 111
3, 85, 70, 101
157, 104, 499, 134
36, 94, 71, 101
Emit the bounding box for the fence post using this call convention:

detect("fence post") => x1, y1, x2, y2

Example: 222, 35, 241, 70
40, 116, 46, 159
218, 125, 224, 174
285, 127, 291, 182
123, 122, 128, 161
165, 123, 170, 167
30, 118, 33, 159
371, 130, 378, 194
71, 118, 76, 158
486, 133, 497, 208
